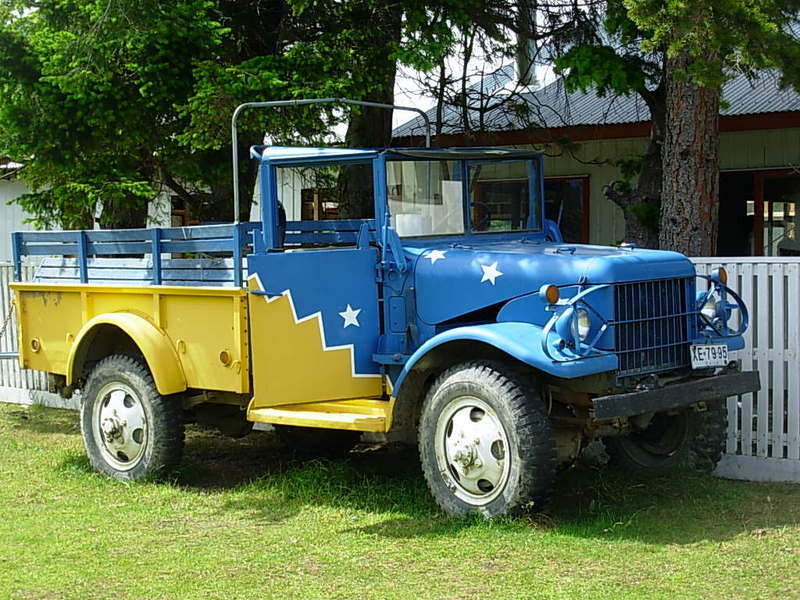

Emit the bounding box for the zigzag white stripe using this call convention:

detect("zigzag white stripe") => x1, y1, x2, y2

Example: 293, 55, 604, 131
248, 273, 382, 380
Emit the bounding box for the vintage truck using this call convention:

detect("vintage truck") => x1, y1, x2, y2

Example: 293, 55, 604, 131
9, 105, 760, 518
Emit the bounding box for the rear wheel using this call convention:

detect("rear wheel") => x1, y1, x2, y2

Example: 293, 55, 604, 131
80, 355, 184, 480
605, 399, 727, 474
418, 361, 556, 518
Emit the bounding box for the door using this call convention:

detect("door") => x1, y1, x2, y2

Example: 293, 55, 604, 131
246, 248, 383, 408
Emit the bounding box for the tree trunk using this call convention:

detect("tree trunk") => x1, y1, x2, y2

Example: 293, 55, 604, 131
337, 1, 402, 219
604, 85, 665, 249
604, 136, 661, 249
659, 51, 720, 256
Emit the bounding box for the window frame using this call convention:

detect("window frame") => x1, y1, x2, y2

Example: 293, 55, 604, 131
384, 156, 545, 239
543, 175, 591, 244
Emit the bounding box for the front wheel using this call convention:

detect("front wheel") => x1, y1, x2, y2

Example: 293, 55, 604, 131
605, 399, 727, 474
80, 355, 184, 480
418, 361, 556, 518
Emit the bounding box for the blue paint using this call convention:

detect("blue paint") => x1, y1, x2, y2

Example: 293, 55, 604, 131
16, 223, 261, 287
11, 232, 22, 282
408, 240, 694, 325
247, 249, 382, 376
151, 228, 162, 285
392, 322, 620, 393
12, 144, 751, 402
77, 230, 88, 283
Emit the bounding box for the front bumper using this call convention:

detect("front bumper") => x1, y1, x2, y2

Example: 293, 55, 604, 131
592, 369, 761, 419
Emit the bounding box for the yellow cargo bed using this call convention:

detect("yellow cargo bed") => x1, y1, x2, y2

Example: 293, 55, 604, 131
11, 283, 250, 395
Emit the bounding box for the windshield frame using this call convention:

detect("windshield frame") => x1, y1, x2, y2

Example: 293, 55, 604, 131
384, 154, 544, 240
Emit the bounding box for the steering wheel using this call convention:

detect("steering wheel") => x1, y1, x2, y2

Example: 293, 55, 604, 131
470, 201, 492, 231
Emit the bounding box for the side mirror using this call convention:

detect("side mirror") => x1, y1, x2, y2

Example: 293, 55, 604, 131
544, 219, 563, 243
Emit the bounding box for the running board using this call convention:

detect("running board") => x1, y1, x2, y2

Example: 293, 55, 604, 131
247, 398, 395, 433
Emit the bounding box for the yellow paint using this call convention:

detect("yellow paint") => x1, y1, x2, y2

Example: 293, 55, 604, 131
68, 313, 187, 395
12, 282, 249, 394
248, 397, 395, 433
247, 276, 382, 409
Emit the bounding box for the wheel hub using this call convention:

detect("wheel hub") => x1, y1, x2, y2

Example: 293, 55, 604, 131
100, 416, 123, 442
435, 396, 511, 505
451, 439, 480, 471
92, 383, 148, 471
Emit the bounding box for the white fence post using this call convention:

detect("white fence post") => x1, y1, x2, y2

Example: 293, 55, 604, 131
0, 262, 66, 407
693, 256, 800, 482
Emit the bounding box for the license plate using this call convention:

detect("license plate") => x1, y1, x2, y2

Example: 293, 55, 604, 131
690, 344, 729, 369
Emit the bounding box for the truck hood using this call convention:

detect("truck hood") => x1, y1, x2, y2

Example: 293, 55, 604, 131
406, 239, 694, 325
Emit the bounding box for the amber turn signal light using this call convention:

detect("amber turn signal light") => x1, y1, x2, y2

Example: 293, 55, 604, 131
539, 284, 560, 304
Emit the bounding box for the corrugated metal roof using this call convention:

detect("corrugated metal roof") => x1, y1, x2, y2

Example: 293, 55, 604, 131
393, 71, 800, 139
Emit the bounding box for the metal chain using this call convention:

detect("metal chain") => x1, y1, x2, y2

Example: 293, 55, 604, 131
0, 298, 15, 341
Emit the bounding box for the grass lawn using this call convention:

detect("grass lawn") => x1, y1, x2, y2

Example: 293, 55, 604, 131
0, 402, 798, 600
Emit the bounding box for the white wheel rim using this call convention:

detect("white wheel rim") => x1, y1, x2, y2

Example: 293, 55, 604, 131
91, 381, 148, 471
434, 395, 511, 506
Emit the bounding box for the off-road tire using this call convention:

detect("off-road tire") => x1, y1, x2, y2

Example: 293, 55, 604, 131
689, 398, 728, 473
80, 355, 184, 480
274, 425, 360, 457
418, 361, 557, 518
605, 398, 728, 474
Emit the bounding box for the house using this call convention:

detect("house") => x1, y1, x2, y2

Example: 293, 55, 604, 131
392, 71, 800, 256
0, 160, 173, 263
0, 161, 38, 263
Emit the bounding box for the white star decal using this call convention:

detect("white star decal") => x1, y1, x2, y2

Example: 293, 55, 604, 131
425, 249, 447, 264
480, 261, 503, 285
339, 304, 361, 328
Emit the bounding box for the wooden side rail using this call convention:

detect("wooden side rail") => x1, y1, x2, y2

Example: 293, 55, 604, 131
12, 222, 262, 287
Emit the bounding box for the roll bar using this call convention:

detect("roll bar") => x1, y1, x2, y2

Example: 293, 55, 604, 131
230, 98, 432, 223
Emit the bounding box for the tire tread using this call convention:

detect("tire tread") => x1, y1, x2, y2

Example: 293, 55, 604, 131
418, 360, 556, 517
81, 354, 184, 480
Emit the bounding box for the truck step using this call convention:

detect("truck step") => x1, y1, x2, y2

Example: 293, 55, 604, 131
247, 398, 394, 433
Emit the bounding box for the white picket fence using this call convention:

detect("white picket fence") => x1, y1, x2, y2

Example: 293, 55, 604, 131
693, 257, 800, 482
0, 263, 55, 405
0, 259, 798, 482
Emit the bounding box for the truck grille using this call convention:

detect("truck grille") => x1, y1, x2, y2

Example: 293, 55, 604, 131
613, 278, 694, 377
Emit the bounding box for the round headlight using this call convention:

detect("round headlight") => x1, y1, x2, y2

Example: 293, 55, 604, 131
711, 267, 728, 285
577, 308, 591, 341
701, 296, 717, 321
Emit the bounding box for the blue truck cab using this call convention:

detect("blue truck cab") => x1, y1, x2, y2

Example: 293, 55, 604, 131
246, 144, 759, 516
10, 138, 760, 519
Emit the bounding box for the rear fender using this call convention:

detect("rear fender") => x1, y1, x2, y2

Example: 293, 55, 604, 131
68, 313, 187, 395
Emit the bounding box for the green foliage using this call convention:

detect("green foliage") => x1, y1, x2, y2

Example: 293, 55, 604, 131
556, 44, 649, 96
613, 156, 644, 194
0, 0, 478, 228
624, 0, 800, 89
0, 0, 226, 227
628, 199, 660, 232
554, 0, 662, 97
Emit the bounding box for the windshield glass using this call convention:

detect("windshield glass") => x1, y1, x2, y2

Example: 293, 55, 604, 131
469, 161, 538, 233
387, 160, 465, 236
387, 158, 540, 237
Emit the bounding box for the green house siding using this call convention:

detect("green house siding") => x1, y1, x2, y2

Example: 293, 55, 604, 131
720, 128, 800, 170
539, 127, 800, 246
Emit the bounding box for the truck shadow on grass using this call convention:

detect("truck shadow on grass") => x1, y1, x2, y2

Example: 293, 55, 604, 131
178, 426, 800, 545
50, 420, 800, 546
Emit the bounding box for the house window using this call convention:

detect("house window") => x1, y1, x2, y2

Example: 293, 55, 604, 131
763, 176, 800, 256
544, 177, 590, 243
718, 170, 800, 256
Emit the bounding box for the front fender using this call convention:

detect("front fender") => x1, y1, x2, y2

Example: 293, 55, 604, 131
68, 313, 187, 395
393, 322, 618, 395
